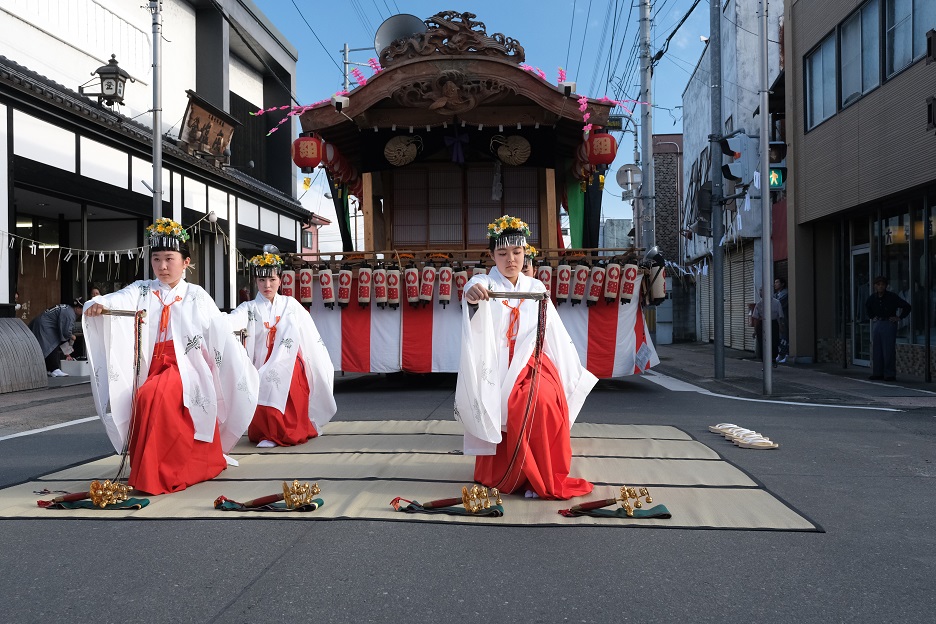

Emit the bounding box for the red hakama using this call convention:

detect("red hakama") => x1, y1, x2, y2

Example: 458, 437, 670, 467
474, 354, 593, 500
248, 356, 317, 446
128, 342, 226, 495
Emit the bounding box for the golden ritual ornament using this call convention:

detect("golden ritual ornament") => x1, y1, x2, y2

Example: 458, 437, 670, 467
462, 485, 502, 514
282, 480, 320, 509
89, 480, 132, 508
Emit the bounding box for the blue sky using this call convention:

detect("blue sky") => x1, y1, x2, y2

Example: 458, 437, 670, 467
250, 0, 710, 249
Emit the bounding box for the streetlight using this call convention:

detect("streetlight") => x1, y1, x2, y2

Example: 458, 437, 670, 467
79, 55, 133, 106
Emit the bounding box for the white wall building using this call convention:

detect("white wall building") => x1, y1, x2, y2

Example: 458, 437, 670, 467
0, 0, 308, 321
680, 0, 783, 349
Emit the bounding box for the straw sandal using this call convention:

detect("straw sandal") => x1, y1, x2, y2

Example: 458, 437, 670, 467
735, 435, 779, 450
722, 427, 756, 439
708, 423, 739, 434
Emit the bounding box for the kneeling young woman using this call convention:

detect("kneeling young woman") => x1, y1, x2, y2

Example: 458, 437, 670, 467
455, 216, 597, 500
229, 248, 336, 447
83, 219, 258, 495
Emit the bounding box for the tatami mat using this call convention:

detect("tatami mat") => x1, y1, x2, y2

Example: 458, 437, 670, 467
228, 434, 719, 460
0, 420, 817, 531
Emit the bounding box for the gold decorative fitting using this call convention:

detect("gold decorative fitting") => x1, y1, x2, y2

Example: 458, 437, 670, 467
618, 484, 653, 517
282, 480, 321, 509
462, 484, 501, 513
490, 135, 531, 166
89, 480, 131, 508
384, 135, 423, 166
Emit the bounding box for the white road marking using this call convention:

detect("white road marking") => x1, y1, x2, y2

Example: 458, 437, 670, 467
0, 416, 99, 441
642, 370, 902, 412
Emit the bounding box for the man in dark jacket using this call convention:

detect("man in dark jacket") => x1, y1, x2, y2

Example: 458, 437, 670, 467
864, 276, 911, 381
30, 299, 84, 377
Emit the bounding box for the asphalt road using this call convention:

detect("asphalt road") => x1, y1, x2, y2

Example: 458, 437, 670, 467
1, 373, 934, 623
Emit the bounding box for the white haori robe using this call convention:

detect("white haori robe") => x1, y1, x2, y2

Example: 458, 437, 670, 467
82, 279, 259, 454
229, 294, 337, 431
454, 268, 598, 456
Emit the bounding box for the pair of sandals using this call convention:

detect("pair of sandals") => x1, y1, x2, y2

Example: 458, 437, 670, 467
707, 423, 779, 450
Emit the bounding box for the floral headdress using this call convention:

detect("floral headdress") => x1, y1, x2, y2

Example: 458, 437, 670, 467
249, 245, 284, 277
524, 244, 537, 260
487, 215, 530, 250
146, 218, 190, 252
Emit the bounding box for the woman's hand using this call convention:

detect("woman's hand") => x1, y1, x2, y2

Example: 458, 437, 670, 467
465, 284, 490, 304
84, 303, 107, 317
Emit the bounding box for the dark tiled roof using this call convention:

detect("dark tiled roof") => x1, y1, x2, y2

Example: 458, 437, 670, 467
0, 55, 306, 217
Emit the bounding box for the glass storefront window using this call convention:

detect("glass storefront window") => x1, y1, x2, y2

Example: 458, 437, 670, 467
911, 207, 926, 344
876, 211, 911, 343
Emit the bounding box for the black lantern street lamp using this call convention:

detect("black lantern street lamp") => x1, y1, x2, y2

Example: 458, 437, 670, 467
80, 55, 132, 106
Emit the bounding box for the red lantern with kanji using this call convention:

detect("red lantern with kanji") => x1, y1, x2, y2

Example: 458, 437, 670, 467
586, 132, 617, 165
292, 135, 323, 172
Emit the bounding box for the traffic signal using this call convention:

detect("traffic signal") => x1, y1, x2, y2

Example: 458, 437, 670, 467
768, 141, 787, 190
718, 134, 758, 183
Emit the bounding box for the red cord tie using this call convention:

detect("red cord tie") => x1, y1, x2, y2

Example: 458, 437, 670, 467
502, 300, 522, 364
152, 290, 182, 359
263, 315, 281, 363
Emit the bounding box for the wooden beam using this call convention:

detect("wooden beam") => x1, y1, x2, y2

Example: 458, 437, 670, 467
362, 173, 375, 251
544, 168, 558, 249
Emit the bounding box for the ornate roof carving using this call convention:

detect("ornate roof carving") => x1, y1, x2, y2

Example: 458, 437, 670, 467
379, 11, 525, 67
391, 70, 516, 115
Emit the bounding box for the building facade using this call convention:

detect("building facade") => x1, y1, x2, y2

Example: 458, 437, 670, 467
681, 0, 784, 353
786, 0, 935, 380
0, 0, 308, 323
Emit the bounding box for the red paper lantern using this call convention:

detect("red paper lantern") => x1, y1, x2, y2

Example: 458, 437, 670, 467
586, 133, 617, 165
292, 135, 323, 171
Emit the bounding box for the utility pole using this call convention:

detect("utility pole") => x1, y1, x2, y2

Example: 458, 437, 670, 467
342, 43, 373, 92
149, 1, 162, 225
639, 0, 654, 251
759, 0, 773, 394
709, 0, 725, 379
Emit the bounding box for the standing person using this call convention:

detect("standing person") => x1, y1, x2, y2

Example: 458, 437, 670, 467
83, 218, 258, 495
865, 276, 911, 381
752, 287, 783, 368
229, 248, 336, 448
773, 277, 789, 363
521, 244, 537, 277
455, 215, 597, 500
30, 299, 84, 377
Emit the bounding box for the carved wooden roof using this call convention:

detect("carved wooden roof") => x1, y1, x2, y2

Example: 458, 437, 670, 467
379, 11, 525, 67
297, 13, 613, 171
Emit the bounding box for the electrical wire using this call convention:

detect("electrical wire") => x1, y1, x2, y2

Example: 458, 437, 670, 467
574, 0, 594, 81
287, 0, 346, 79
210, 0, 302, 105
586, 0, 616, 96
564, 0, 578, 70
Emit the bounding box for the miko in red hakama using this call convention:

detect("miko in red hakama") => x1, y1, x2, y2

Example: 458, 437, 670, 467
247, 356, 318, 446
472, 298, 593, 500
129, 342, 226, 495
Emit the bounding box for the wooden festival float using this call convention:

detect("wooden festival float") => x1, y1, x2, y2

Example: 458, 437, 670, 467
282, 11, 664, 377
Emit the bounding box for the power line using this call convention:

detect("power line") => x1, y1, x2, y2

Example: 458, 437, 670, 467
288, 0, 346, 79
574, 0, 594, 81
564, 0, 578, 70
651, 0, 704, 69
587, 0, 616, 96
210, 0, 301, 105
370, 0, 385, 21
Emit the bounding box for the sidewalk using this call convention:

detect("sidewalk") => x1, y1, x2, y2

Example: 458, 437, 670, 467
652, 342, 936, 410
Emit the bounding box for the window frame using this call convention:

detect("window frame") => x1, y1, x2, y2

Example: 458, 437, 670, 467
884, 0, 936, 78
804, 32, 838, 131
839, 0, 882, 109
